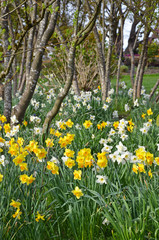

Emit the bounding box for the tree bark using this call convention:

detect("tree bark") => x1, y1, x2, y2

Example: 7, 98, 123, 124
116, 12, 124, 95
127, 18, 140, 87
1, 4, 12, 122
133, 27, 149, 101
149, 80, 159, 100
42, 44, 76, 135
12, 0, 60, 123
105, 0, 114, 98
86, 0, 106, 101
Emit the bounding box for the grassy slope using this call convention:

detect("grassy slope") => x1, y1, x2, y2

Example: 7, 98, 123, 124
112, 73, 159, 92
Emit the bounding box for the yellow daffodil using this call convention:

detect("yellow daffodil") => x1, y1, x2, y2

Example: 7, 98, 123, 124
73, 170, 82, 180
10, 199, 21, 208
12, 208, 22, 220
147, 108, 153, 116
72, 186, 83, 199
47, 161, 59, 174
0, 173, 3, 182
83, 120, 92, 129
132, 164, 138, 174
35, 211, 45, 222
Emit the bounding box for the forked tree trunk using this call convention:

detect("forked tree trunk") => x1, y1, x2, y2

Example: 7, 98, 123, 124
12, 0, 60, 123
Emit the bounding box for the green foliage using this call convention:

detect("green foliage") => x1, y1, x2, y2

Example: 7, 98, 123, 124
0, 81, 159, 239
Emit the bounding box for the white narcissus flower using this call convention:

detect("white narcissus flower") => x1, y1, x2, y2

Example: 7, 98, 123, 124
102, 218, 110, 225
0, 155, 9, 166
87, 104, 92, 110
50, 157, 59, 164
34, 127, 42, 135
101, 144, 113, 153
116, 141, 127, 153
102, 104, 109, 111
96, 175, 108, 184
91, 134, 95, 139
90, 115, 95, 120
140, 127, 149, 134
61, 156, 68, 163
134, 99, 139, 107
124, 104, 130, 112
11, 115, 18, 124
112, 111, 118, 118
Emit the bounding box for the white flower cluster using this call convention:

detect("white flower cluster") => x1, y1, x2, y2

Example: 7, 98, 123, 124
31, 99, 40, 110
30, 116, 41, 124
0, 155, 9, 166
140, 121, 152, 134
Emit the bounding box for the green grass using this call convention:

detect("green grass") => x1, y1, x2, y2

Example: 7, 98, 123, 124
112, 73, 159, 92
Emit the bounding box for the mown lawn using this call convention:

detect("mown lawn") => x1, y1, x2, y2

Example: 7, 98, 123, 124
112, 73, 159, 92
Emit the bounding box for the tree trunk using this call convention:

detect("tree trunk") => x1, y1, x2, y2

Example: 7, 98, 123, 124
129, 47, 135, 87
26, 1, 37, 82
149, 80, 159, 100
1, 4, 12, 122
42, 44, 76, 135
55, 25, 80, 96
127, 18, 140, 87
116, 13, 124, 95
105, 0, 114, 98
18, 37, 27, 91
12, 0, 60, 123
86, 0, 106, 101
133, 28, 149, 101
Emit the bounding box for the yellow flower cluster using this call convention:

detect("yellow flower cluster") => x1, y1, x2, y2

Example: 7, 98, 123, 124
127, 119, 134, 132
58, 119, 74, 130
142, 108, 153, 119
0, 114, 7, 123
73, 170, 82, 180
19, 174, 35, 185
132, 163, 152, 178
25, 140, 47, 160
3, 123, 11, 134
65, 158, 75, 169
76, 148, 94, 168
135, 148, 154, 165
97, 121, 107, 130
47, 161, 59, 174
45, 138, 54, 147
97, 152, 108, 168
10, 199, 22, 220
58, 133, 75, 148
